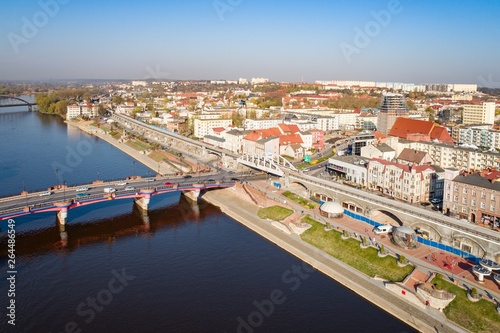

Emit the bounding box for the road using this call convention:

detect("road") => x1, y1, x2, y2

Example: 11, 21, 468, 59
0, 171, 259, 215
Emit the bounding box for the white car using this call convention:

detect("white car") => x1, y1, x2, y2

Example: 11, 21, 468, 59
116, 181, 127, 186
39, 191, 52, 196
124, 186, 135, 191
76, 186, 89, 192
103, 188, 116, 193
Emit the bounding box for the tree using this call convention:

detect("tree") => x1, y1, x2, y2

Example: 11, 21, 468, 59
98, 104, 106, 116
112, 95, 124, 106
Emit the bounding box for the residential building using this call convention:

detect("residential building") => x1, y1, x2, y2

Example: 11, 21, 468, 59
356, 112, 378, 130
66, 103, 99, 120
377, 93, 409, 135
193, 118, 232, 138
360, 143, 395, 161
367, 158, 437, 203
244, 118, 281, 130
396, 148, 434, 166
443, 169, 500, 228
223, 129, 251, 153
462, 102, 496, 125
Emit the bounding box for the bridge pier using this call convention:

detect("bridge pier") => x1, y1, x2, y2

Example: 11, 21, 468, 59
57, 208, 68, 225
182, 189, 201, 202
134, 196, 151, 211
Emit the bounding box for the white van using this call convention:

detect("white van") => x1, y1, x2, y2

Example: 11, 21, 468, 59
103, 187, 116, 193
373, 225, 393, 235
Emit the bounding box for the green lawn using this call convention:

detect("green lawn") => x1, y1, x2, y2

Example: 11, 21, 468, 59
126, 140, 150, 151
300, 216, 413, 281
432, 275, 500, 333
257, 206, 293, 221
283, 191, 317, 209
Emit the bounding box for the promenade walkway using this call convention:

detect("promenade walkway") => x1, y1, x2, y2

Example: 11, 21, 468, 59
203, 184, 467, 333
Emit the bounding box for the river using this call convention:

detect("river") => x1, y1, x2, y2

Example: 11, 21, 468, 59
0, 104, 415, 332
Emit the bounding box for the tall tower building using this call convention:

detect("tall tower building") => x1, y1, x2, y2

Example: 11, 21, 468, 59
377, 93, 409, 134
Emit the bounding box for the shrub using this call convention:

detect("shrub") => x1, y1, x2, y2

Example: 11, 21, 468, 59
343, 229, 348, 237
380, 244, 385, 254
470, 288, 478, 298
436, 273, 443, 279
399, 255, 406, 264
362, 236, 368, 246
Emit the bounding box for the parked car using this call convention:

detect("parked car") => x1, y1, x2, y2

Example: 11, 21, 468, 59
183, 175, 192, 179
76, 193, 89, 198
39, 191, 52, 196
116, 181, 127, 186
103, 188, 116, 193
124, 186, 135, 191
430, 198, 442, 204
146, 178, 155, 182
164, 182, 174, 186
227, 171, 235, 174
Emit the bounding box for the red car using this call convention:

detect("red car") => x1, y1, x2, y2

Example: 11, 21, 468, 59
164, 182, 174, 186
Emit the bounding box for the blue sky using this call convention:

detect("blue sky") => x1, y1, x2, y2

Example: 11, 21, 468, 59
1, 0, 500, 86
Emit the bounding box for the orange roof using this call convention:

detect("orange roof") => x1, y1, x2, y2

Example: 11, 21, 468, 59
279, 134, 303, 145
388, 118, 453, 143
372, 131, 386, 140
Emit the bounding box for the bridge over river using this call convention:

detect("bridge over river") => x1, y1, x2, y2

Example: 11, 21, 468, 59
0, 95, 37, 111
0, 174, 235, 225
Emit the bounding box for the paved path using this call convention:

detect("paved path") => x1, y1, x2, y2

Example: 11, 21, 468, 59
203, 186, 468, 333
67, 121, 178, 175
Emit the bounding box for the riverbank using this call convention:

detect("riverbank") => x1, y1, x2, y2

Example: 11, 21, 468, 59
66, 120, 178, 175
202, 185, 466, 333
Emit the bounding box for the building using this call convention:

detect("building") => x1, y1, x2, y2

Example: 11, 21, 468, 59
360, 143, 396, 161
326, 155, 368, 187
223, 129, 251, 153
66, 103, 99, 120
462, 102, 496, 125
377, 93, 409, 135
388, 118, 454, 144
456, 125, 500, 149
367, 158, 437, 203
244, 118, 282, 130
193, 118, 232, 138
386, 138, 500, 171
443, 169, 500, 228
348, 131, 376, 156
250, 77, 269, 85
396, 148, 434, 166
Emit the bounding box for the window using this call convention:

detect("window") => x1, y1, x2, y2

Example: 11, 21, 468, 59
462, 198, 467, 204
491, 193, 496, 201
481, 191, 486, 199
462, 207, 467, 213
471, 200, 476, 207
491, 205, 495, 212
472, 190, 476, 196
454, 195, 458, 202
463, 188, 468, 194
454, 185, 458, 192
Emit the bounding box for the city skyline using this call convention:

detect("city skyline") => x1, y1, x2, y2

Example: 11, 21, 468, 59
1, 0, 500, 86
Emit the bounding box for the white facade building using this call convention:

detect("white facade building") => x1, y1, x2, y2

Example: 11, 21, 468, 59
462, 102, 496, 125
193, 118, 232, 138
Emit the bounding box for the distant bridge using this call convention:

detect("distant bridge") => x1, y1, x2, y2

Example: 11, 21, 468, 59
0, 95, 37, 111
0, 178, 235, 225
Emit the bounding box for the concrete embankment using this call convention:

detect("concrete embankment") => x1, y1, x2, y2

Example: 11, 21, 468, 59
202, 188, 466, 333
66, 121, 177, 175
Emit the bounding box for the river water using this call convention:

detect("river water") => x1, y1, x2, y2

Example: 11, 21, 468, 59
0, 103, 415, 332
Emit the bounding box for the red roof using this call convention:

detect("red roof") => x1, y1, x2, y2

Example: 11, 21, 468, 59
279, 134, 303, 145
388, 118, 453, 144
